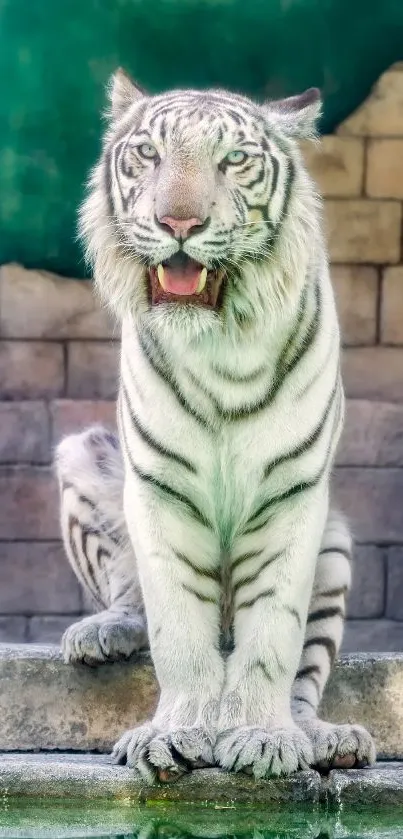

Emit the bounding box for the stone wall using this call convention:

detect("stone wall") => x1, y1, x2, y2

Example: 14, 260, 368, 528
1, 63, 403, 651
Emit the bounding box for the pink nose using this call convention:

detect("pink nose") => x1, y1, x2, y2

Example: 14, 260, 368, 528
159, 216, 204, 240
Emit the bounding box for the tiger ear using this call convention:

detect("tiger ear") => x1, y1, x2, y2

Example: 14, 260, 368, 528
108, 68, 146, 120
264, 88, 322, 140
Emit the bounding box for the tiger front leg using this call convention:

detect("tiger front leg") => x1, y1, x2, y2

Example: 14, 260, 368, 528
112, 476, 224, 782
215, 493, 328, 779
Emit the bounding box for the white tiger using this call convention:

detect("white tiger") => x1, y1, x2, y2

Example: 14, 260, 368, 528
56, 69, 375, 782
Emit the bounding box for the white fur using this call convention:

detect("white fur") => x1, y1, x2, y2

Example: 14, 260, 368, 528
56, 77, 375, 779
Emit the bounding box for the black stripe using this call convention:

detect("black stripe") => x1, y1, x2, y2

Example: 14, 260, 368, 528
237, 587, 276, 610
307, 606, 344, 624
183, 584, 217, 605
252, 659, 272, 682
138, 328, 211, 431
211, 362, 266, 385
295, 664, 321, 681
175, 551, 220, 582
121, 422, 212, 529
285, 605, 302, 628
263, 377, 339, 478
319, 546, 352, 562
67, 515, 104, 608
121, 381, 197, 474
243, 465, 326, 536
231, 549, 264, 573
318, 586, 348, 598
293, 694, 316, 709
303, 636, 337, 665
185, 283, 311, 422
283, 282, 321, 380
268, 151, 280, 199
233, 550, 282, 593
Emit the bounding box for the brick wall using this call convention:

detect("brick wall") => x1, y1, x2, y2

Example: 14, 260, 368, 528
1, 62, 403, 651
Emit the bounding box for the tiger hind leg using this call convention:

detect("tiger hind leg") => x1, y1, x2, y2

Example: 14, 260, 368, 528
55, 425, 148, 665
292, 509, 376, 769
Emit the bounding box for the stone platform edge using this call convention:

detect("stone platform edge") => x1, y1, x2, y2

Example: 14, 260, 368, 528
1, 646, 403, 759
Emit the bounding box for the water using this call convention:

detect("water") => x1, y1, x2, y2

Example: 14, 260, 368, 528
0, 800, 403, 839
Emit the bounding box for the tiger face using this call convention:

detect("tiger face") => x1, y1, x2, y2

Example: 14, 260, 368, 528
81, 70, 321, 338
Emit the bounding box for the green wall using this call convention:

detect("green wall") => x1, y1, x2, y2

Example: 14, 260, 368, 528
1, 0, 402, 278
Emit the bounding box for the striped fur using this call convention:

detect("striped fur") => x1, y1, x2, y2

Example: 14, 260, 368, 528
56, 71, 375, 780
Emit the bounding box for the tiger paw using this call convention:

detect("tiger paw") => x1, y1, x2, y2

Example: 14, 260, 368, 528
62, 611, 147, 665
298, 718, 376, 769
112, 723, 215, 783
214, 723, 313, 779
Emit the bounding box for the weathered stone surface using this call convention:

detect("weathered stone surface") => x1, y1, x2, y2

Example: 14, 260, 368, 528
328, 762, 403, 807
0, 647, 402, 761
332, 266, 377, 345
0, 263, 115, 339
342, 620, 403, 654
325, 200, 401, 264
0, 542, 80, 615
27, 615, 80, 644
338, 68, 403, 136
302, 136, 364, 196
51, 399, 116, 444
366, 139, 403, 199
0, 468, 59, 539
0, 645, 158, 752
0, 401, 50, 463
347, 546, 385, 619
0, 752, 321, 805
67, 342, 119, 399
0, 341, 64, 399
334, 467, 403, 543
337, 400, 403, 466
322, 653, 403, 759
386, 547, 403, 619
0, 618, 27, 643
381, 266, 403, 344
342, 348, 403, 401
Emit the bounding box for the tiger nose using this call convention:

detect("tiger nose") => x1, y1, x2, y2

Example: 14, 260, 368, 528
158, 216, 205, 240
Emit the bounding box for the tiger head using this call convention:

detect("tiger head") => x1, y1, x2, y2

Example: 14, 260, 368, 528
80, 70, 322, 341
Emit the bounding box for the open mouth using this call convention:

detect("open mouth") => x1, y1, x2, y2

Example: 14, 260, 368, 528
148, 252, 226, 308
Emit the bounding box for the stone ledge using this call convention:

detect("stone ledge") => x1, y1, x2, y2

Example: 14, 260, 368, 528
0, 647, 403, 759
1, 753, 403, 810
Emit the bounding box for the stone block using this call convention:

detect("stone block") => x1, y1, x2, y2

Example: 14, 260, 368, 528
337, 400, 403, 466
0, 618, 27, 643
0, 341, 64, 400
366, 139, 403, 199
0, 645, 159, 752
338, 68, 403, 136
347, 545, 385, 619
325, 200, 401, 264
322, 653, 403, 759
328, 763, 403, 808
0, 542, 80, 614
27, 615, 79, 644
334, 467, 403, 544
0, 402, 50, 463
67, 342, 119, 399
0, 753, 321, 807
0, 263, 115, 339
0, 467, 59, 539
0, 647, 402, 762
342, 348, 403, 402
381, 266, 403, 344
386, 547, 403, 620
341, 621, 403, 654
332, 265, 377, 345
51, 399, 116, 445
302, 136, 364, 196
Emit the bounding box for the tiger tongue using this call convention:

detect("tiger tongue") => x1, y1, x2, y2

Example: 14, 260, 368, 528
159, 263, 205, 296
